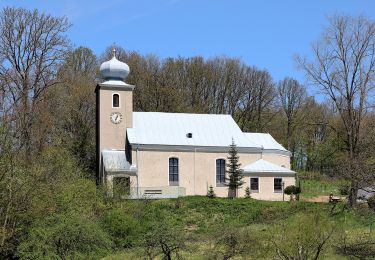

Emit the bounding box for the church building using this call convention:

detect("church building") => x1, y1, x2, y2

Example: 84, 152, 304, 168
96, 50, 296, 200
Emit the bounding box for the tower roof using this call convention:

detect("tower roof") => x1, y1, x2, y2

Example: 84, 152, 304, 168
100, 48, 130, 82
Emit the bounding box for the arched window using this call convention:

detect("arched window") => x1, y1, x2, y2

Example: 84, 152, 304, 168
216, 159, 226, 185
113, 94, 119, 107
169, 157, 179, 186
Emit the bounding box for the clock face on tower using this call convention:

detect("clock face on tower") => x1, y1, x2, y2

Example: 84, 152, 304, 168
110, 112, 122, 124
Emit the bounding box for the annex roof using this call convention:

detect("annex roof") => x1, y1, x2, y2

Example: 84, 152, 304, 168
127, 112, 261, 148
244, 133, 287, 151
102, 150, 136, 174
242, 159, 295, 174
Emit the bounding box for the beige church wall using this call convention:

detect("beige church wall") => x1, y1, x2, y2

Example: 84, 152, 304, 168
99, 89, 133, 152
131, 149, 294, 200
243, 175, 295, 201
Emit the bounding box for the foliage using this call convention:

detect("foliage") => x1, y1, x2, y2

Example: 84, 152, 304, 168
17, 213, 112, 260
284, 185, 301, 195
245, 187, 251, 198
225, 140, 244, 198
368, 195, 375, 211
207, 185, 216, 199
336, 229, 375, 259
102, 209, 140, 249
339, 185, 350, 196
270, 213, 336, 259
210, 227, 259, 259
140, 214, 186, 260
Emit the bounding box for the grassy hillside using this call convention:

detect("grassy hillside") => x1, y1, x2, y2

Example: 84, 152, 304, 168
9, 166, 374, 259
103, 196, 375, 259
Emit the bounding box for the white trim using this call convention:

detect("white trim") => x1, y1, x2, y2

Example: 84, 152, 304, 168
112, 93, 120, 108
249, 176, 260, 193
273, 177, 283, 193
168, 156, 179, 187
214, 157, 226, 188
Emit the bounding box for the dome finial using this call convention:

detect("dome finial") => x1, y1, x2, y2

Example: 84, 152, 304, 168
112, 47, 116, 58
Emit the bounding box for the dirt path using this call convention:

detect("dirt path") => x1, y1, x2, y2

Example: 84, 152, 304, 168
302, 195, 330, 202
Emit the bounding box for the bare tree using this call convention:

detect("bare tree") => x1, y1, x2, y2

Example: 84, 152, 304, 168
0, 7, 71, 161
298, 15, 375, 206
277, 77, 306, 161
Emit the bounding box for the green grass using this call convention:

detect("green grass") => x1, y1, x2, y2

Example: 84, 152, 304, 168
298, 173, 349, 199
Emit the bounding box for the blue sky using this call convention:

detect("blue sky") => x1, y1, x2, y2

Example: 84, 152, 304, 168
1, 0, 374, 94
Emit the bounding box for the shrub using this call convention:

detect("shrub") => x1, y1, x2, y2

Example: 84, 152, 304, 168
245, 187, 251, 198
339, 185, 350, 196
368, 194, 375, 211
284, 185, 301, 201
17, 213, 112, 259
140, 217, 185, 259
207, 185, 216, 198
102, 208, 140, 248
284, 185, 301, 195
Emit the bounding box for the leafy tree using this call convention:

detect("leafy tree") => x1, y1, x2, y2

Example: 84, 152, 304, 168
225, 140, 244, 198
207, 185, 216, 198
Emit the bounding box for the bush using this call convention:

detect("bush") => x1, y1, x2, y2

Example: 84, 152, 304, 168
284, 185, 301, 195
141, 216, 185, 259
102, 208, 140, 248
339, 185, 350, 196
17, 213, 112, 259
368, 195, 375, 211
245, 187, 251, 198
207, 185, 216, 198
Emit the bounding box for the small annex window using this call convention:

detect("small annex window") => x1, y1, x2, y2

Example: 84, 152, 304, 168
169, 157, 179, 186
274, 178, 283, 193
216, 159, 226, 186
250, 177, 259, 193
113, 93, 119, 107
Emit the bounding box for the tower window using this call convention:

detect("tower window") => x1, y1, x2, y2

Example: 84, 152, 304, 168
113, 94, 119, 107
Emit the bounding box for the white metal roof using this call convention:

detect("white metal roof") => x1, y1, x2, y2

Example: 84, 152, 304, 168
242, 159, 295, 174
127, 112, 261, 148
244, 133, 287, 151
102, 150, 136, 173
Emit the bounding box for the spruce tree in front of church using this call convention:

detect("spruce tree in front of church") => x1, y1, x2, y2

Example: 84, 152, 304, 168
226, 139, 244, 198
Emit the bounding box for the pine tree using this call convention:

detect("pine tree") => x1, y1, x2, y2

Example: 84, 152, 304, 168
207, 185, 216, 198
226, 139, 244, 198
245, 187, 251, 198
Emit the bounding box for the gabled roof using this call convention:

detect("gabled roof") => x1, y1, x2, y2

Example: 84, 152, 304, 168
242, 159, 295, 174
244, 133, 287, 151
127, 112, 261, 148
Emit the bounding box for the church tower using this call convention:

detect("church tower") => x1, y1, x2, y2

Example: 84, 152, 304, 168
96, 49, 134, 182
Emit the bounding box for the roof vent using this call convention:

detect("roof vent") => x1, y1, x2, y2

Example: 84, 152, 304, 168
186, 133, 193, 138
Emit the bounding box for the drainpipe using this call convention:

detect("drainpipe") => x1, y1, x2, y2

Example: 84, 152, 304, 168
194, 147, 196, 195
136, 145, 139, 198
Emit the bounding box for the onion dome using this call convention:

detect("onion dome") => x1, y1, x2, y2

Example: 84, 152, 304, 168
100, 48, 130, 81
